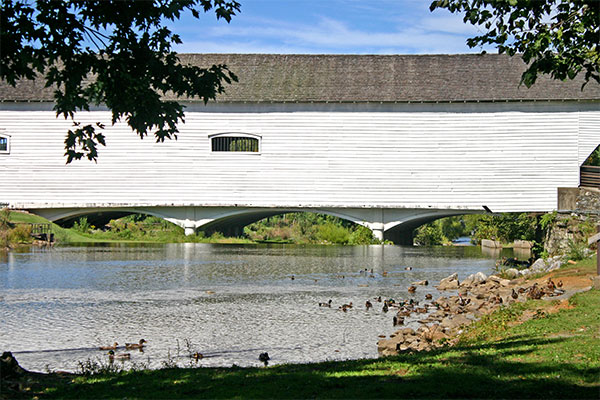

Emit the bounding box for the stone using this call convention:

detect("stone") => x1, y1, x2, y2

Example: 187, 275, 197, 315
440, 314, 472, 331
546, 260, 562, 272
460, 271, 487, 287
437, 273, 460, 290
503, 268, 519, 279
529, 258, 547, 273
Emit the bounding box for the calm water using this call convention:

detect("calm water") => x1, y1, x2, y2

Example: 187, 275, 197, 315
0, 243, 509, 372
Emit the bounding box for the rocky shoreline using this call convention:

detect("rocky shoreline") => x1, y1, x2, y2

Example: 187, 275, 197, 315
377, 258, 581, 356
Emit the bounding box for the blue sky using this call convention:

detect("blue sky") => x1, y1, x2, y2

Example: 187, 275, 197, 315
169, 0, 490, 55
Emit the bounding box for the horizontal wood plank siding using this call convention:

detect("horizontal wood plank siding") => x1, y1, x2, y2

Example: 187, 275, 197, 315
0, 102, 596, 212
579, 111, 600, 165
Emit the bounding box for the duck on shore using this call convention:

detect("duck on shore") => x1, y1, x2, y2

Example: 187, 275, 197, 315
259, 352, 270, 366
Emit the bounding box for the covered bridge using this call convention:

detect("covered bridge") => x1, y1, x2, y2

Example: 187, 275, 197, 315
0, 54, 598, 242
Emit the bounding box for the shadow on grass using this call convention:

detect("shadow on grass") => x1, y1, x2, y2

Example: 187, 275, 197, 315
38, 336, 599, 399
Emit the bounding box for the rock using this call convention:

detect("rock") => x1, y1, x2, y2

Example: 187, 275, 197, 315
529, 259, 547, 273
440, 314, 472, 331
488, 275, 511, 287
481, 239, 502, 248
546, 260, 562, 272
503, 268, 519, 279
460, 272, 487, 288
437, 273, 460, 290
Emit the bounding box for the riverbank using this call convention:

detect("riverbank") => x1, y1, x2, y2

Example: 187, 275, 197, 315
2, 256, 597, 399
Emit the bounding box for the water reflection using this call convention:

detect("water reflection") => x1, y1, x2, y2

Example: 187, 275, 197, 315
0, 243, 512, 373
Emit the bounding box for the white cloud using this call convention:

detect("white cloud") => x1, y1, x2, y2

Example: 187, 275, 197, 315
173, 6, 489, 54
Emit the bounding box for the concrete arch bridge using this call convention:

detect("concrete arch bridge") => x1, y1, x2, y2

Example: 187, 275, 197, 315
31, 206, 477, 244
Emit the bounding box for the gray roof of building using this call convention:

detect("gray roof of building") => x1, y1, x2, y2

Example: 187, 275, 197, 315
2, 53, 599, 103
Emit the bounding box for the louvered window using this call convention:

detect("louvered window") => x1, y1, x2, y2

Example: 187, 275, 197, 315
210, 133, 261, 153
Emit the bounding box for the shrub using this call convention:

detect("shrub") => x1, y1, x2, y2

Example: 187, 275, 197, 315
414, 224, 446, 246
316, 223, 350, 244
73, 217, 91, 234
8, 224, 32, 243
567, 239, 588, 261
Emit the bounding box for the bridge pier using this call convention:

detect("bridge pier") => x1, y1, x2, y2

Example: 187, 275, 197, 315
184, 226, 195, 236
371, 227, 384, 242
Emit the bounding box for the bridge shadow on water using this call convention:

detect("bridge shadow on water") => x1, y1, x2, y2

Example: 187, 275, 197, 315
43, 335, 599, 399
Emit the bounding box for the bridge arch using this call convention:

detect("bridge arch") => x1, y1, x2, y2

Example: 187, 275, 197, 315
193, 208, 370, 237
31, 205, 486, 245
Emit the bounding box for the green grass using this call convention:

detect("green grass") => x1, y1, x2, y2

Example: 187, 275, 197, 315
12, 287, 599, 399
7, 211, 101, 244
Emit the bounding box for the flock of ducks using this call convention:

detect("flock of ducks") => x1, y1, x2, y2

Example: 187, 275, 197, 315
99, 339, 147, 362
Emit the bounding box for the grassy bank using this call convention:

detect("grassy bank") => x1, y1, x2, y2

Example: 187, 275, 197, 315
6, 257, 598, 399
1, 210, 94, 247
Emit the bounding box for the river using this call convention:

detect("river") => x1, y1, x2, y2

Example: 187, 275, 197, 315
0, 243, 512, 372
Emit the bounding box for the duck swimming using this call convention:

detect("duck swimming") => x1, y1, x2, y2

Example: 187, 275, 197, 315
99, 342, 118, 350
107, 350, 130, 361
319, 299, 332, 307
125, 339, 147, 350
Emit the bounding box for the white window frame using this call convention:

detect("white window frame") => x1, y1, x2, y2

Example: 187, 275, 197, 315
209, 132, 262, 155
0, 132, 10, 154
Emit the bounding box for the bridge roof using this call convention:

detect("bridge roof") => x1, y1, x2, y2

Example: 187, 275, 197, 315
1, 53, 599, 103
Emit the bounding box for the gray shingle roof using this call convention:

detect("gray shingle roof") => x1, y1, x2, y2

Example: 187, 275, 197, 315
2, 53, 599, 103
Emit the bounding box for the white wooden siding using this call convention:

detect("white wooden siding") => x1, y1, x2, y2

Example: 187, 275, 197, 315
579, 111, 600, 165
0, 102, 597, 212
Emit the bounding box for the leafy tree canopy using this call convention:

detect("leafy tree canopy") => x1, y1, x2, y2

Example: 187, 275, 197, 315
1, 0, 240, 162
430, 0, 599, 88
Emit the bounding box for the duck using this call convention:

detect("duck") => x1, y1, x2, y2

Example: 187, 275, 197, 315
319, 299, 332, 307
99, 342, 118, 350
107, 350, 130, 361
376, 296, 382, 303
404, 266, 412, 271
407, 285, 417, 293
382, 302, 389, 313
425, 294, 433, 300
557, 280, 563, 288
125, 339, 147, 350
393, 316, 404, 326
259, 352, 270, 366
192, 352, 203, 360
365, 300, 373, 310
511, 288, 519, 300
